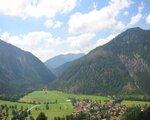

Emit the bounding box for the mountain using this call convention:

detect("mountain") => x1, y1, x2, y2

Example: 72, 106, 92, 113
52, 61, 73, 77
45, 53, 85, 69
0, 40, 56, 100
51, 27, 150, 95
45, 53, 85, 76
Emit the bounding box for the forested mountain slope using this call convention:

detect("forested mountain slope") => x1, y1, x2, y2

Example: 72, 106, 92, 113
52, 27, 150, 95
0, 40, 56, 99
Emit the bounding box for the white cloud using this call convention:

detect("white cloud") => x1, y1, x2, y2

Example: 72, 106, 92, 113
44, 19, 62, 29
113, 2, 143, 33
0, 31, 61, 61
114, 21, 126, 32
68, 33, 95, 52
94, 2, 143, 49
0, 0, 77, 18
127, 13, 142, 27
0, 0, 146, 61
146, 14, 150, 24
126, 2, 143, 28
95, 33, 117, 47
0, 31, 96, 61
68, 0, 132, 34
93, 2, 143, 50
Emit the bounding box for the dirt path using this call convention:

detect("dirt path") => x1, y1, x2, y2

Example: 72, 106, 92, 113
27, 104, 41, 111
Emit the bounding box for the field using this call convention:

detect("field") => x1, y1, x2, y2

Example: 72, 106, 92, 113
0, 100, 33, 108
121, 100, 150, 107
1, 91, 150, 120
19, 90, 110, 103
0, 90, 110, 120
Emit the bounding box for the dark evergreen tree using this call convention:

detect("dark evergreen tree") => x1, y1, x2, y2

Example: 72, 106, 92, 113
36, 112, 47, 120
45, 104, 49, 110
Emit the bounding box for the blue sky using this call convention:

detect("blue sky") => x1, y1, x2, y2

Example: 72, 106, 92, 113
0, 0, 150, 61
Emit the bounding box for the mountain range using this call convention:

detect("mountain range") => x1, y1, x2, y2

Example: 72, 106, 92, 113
45, 53, 85, 76
0, 40, 55, 99
0, 27, 149, 99
51, 27, 150, 95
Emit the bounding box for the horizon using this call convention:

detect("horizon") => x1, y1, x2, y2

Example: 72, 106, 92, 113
0, 0, 150, 61
0, 27, 147, 62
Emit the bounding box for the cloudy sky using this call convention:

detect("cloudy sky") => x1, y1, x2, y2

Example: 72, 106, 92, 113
0, 0, 150, 61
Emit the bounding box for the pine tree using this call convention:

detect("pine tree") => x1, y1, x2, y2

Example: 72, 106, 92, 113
45, 104, 49, 110
36, 112, 47, 120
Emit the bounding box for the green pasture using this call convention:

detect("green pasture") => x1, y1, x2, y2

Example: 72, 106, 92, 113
19, 90, 110, 103
121, 100, 150, 107
0, 90, 110, 120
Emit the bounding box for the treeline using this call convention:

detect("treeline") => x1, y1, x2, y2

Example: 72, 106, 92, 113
0, 90, 35, 101
115, 95, 150, 102
0, 104, 32, 120
0, 104, 48, 120
122, 106, 150, 120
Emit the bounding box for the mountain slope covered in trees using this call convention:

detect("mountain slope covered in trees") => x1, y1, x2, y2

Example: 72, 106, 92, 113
52, 27, 150, 95
0, 40, 56, 99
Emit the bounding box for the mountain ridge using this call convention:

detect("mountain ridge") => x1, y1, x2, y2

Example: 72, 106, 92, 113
51, 27, 150, 95
0, 39, 56, 99
45, 53, 85, 76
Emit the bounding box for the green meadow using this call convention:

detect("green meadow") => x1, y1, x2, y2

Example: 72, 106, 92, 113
121, 100, 150, 107
1, 90, 150, 120
19, 90, 110, 103
0, 90, 110, 120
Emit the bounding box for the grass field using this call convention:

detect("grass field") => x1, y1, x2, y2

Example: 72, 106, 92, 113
19, 90, 110, 103
1, 91, 150, 120
0, 90, 110, 120
121, 100, 150, 107
19, 90, 110, 119
0, 99, 33, 108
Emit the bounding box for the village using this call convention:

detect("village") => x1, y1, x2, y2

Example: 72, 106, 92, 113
63, 98, 148, 120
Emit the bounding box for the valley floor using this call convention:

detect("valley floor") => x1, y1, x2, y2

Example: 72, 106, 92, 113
0, 91, 150, 120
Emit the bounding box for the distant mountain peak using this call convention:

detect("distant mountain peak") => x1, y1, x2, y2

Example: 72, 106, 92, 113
49, 53, 85, 59
45, 53, 85, 69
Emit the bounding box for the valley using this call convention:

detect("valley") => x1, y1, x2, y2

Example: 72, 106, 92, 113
0, 90, 110, 120
0, 0, 150, 119
0, 27, 150, 120
0, 90, 150, 120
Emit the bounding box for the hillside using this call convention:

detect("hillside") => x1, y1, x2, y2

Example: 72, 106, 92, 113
52, 27, 150, 95
52, 61, 72, 77
0, 40, 56, 99
45, 53, 84, 74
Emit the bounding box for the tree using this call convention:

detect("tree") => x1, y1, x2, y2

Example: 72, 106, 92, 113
36, 112, 47, 120
12, 109, 16, 116
5, 107, 9, 117
28, 110, 31, 115
14, 105, 17, 109
45, 104, 49, 110
30, 116, 35, 120
55, 100, 58, 104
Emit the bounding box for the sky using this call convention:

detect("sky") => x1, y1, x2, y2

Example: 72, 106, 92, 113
0, 0, 150, 62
